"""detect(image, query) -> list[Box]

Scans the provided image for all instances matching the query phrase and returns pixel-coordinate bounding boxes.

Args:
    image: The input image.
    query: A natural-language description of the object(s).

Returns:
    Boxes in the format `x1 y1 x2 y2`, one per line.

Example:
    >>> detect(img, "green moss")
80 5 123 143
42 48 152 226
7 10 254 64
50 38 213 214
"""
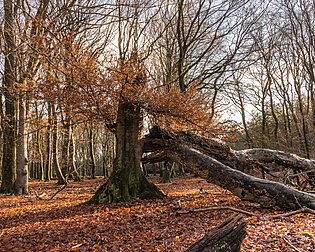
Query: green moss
0 183 15 194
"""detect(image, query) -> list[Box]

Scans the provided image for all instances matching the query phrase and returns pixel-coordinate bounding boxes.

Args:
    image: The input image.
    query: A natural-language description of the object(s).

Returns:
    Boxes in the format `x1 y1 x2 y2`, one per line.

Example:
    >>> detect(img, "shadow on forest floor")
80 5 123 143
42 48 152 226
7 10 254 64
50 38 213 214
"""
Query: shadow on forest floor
0 176 314 251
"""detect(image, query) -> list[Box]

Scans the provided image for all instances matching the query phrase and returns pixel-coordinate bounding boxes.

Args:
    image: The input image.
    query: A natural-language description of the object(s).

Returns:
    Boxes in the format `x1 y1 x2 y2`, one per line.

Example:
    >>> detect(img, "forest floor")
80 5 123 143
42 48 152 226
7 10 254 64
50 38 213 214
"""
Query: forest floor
0 176 314 252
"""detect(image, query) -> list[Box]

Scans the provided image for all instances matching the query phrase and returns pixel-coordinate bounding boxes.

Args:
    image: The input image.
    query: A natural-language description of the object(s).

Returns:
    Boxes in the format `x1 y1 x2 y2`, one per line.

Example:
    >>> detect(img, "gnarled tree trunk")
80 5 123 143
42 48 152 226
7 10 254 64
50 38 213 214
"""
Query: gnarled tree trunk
88 102 165 204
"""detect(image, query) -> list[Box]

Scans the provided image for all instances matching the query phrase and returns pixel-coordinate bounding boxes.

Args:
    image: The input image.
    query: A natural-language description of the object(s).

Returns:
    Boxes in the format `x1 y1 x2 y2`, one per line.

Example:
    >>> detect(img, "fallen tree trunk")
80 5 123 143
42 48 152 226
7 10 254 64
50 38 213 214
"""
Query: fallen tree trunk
144 127 315 177
143 128 315 210
186 214 246 252
235 148 315 173
156 144 315 209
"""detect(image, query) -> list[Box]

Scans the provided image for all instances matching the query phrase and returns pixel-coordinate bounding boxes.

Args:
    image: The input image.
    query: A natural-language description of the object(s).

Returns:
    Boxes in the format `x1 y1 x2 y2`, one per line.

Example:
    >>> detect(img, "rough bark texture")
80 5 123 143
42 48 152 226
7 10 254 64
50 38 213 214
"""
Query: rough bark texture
235 148 315 173
143 127 315 210
186 214 246 252
144 127 315 178
88 102 165 204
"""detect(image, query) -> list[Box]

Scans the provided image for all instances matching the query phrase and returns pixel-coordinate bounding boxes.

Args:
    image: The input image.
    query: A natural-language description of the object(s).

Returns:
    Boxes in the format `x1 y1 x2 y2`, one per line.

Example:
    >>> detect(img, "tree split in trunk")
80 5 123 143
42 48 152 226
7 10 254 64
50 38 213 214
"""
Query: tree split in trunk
87 102 165 204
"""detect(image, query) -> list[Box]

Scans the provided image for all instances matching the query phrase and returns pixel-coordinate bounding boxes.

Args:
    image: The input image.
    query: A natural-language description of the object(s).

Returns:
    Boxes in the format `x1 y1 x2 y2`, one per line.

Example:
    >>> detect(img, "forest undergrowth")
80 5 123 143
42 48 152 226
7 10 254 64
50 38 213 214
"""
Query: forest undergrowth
0 176 314 251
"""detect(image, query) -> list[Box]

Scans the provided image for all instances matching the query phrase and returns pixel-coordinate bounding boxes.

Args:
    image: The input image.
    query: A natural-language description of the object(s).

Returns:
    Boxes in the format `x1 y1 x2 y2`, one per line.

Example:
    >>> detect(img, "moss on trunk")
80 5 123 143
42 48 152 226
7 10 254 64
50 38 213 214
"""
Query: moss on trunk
88 101 165 204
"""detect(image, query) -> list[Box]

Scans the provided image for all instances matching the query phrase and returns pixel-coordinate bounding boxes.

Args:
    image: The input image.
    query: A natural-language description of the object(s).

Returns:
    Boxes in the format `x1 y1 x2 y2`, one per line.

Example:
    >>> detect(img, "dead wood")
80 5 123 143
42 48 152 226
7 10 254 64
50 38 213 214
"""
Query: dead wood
186 214 246 252
143 127 315 210
283 237 303 252
270 207 315 219
235 148 315 173
176 206 259 217
49 185 67 200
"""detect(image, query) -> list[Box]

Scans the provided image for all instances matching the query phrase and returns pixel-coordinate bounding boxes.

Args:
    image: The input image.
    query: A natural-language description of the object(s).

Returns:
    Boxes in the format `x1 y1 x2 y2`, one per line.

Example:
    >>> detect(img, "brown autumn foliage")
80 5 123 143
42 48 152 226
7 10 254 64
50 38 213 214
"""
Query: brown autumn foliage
0 176 314 251
35 49 234 137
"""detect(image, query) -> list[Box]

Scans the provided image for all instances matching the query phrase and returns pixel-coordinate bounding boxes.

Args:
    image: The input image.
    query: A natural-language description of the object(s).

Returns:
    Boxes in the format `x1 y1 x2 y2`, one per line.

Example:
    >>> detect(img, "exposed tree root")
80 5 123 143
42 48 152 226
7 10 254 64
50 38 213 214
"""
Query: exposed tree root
87 176 165 204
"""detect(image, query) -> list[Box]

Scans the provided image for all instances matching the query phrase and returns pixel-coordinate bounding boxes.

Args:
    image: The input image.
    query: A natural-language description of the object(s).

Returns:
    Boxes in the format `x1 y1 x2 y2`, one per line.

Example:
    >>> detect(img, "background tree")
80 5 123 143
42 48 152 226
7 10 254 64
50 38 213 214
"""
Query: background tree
1 0 17 193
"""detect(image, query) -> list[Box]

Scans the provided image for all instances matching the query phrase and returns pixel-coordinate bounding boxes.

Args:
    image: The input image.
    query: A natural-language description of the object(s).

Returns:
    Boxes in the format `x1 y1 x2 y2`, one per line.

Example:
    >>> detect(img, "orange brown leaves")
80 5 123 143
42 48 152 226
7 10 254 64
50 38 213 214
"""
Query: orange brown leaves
1 177 314 251
38 51 234 137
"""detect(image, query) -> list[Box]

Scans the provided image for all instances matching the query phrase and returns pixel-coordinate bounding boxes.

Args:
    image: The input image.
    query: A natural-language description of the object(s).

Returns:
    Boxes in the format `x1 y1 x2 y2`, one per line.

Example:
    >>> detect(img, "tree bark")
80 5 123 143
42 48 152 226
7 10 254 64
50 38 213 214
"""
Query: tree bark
88 102 165 204
1 0 17 194
69 125 81 181
143 128 315 210
186 214 246 252
44 102 53 181
51 102 67 185
89 124 96 179
61 116 71 180
234 148 315 173
15 96 28 194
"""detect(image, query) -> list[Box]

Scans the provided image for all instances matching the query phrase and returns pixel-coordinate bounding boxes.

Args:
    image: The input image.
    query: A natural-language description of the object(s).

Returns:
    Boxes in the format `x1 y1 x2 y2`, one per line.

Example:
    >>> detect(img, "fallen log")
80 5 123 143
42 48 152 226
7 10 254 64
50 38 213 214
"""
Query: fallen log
235 148 315 173
153 144 315 209
186 214 246 252
143 128 315 210
144 127 315 178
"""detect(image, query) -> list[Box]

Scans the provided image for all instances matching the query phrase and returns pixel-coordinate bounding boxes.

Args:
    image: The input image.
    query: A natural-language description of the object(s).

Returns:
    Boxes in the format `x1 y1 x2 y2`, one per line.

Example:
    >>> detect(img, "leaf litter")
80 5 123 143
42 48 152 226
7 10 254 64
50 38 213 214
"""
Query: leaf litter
0 176 314 251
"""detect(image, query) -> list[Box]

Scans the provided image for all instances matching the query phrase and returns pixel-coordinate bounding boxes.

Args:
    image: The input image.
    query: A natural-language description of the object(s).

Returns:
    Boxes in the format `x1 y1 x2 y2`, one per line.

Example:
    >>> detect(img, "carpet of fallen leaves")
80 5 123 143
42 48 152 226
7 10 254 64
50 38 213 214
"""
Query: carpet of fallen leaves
0 176 314 252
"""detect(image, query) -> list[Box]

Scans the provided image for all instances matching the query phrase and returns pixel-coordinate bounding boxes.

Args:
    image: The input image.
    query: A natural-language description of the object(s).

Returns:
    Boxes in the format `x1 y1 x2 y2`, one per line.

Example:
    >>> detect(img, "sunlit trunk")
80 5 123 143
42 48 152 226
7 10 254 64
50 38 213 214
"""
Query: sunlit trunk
15 96 29 194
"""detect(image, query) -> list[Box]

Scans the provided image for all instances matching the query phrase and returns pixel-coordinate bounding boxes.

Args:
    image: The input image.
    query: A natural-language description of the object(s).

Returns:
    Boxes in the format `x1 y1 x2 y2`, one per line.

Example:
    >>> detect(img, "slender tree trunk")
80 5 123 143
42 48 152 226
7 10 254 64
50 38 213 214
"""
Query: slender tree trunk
160 161 172 183
1 0 16 194
89 124 96 179
44 112 52 181
88 102 165 203
51 102 67 185
61 115 70 179
69 126 80 181
36 128 45 181
15 95 29 194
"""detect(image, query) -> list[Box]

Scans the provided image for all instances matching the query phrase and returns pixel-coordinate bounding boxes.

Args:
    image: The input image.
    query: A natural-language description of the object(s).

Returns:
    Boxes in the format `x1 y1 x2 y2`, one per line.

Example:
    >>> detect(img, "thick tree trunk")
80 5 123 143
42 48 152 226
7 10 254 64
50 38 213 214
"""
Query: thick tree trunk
186 214 246 252
88 102 165 204
1 99 16 194
1 0 16 194
143 128 315 210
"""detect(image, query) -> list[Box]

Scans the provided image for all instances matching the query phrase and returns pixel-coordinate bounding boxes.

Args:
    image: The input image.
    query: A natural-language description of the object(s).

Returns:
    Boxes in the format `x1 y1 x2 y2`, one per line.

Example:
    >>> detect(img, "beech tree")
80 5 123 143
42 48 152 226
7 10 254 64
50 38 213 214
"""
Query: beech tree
1 0 16 193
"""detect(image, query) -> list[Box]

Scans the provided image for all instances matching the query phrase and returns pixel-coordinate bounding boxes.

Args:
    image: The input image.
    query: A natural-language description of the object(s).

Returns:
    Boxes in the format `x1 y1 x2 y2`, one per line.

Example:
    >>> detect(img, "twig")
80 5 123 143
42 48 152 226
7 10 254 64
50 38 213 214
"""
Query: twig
176 206 259 217
270 207 315 219
70 243 84 249
176 205 315 219
283 237 303 252
49 185 67 200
